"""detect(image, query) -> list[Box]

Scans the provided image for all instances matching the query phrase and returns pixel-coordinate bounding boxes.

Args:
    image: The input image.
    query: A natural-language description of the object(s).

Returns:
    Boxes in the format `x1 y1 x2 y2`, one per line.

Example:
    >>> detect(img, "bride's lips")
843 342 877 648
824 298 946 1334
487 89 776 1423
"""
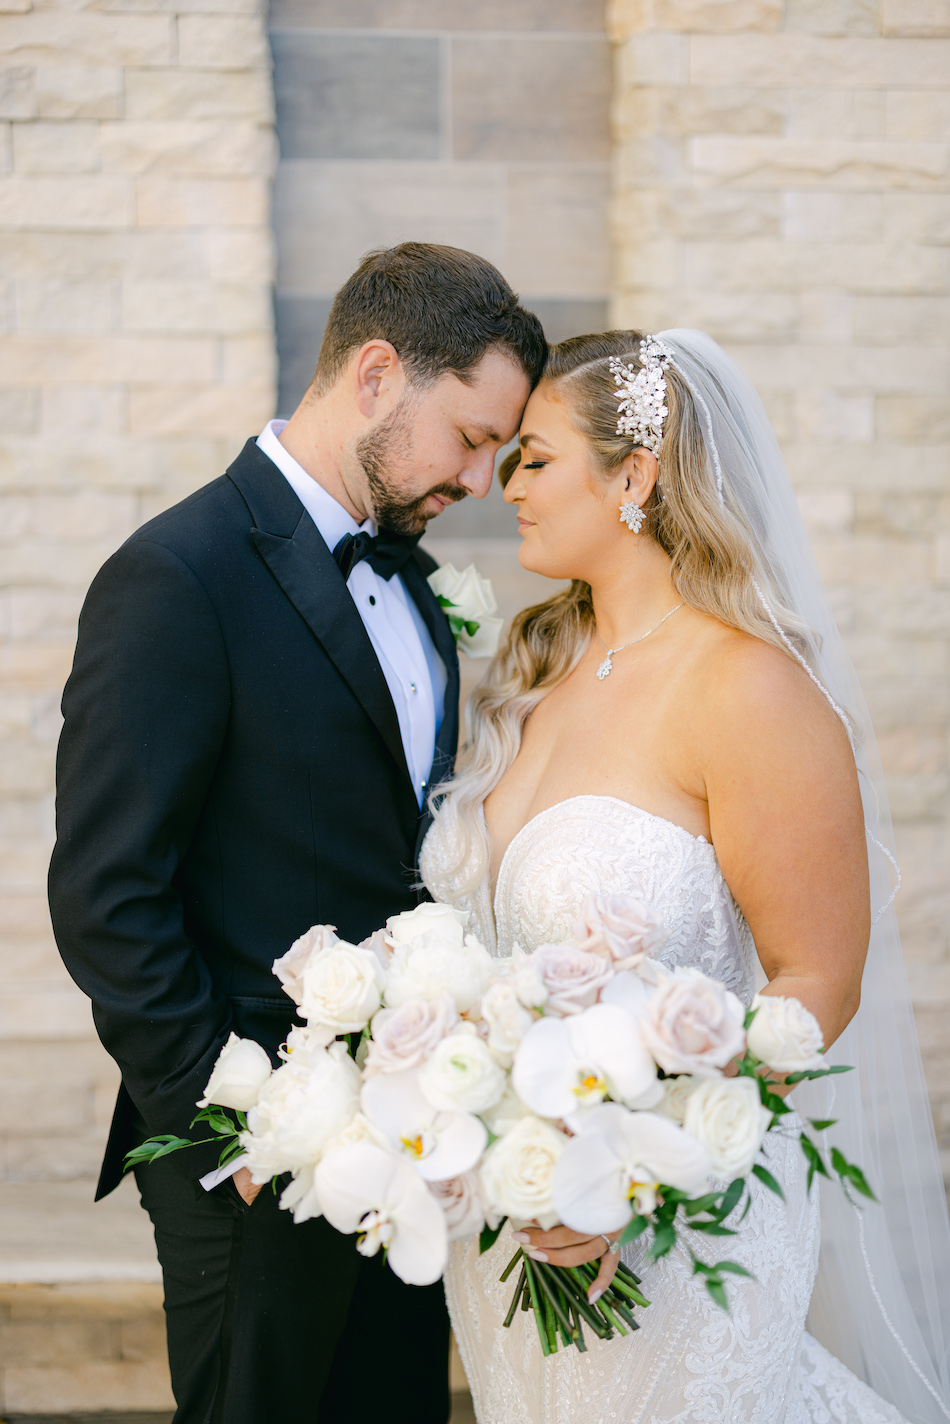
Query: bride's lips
516 516 535 534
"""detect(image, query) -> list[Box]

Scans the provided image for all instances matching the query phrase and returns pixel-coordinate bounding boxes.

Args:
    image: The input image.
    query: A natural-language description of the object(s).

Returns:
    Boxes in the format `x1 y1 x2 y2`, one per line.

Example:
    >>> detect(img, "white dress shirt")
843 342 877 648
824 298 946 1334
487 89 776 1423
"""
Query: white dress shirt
199 421 448 1194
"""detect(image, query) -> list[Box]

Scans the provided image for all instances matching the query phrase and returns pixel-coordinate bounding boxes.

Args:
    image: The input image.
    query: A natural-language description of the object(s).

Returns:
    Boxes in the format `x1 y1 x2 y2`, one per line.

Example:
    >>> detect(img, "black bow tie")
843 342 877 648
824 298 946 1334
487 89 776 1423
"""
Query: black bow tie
332 528 423 582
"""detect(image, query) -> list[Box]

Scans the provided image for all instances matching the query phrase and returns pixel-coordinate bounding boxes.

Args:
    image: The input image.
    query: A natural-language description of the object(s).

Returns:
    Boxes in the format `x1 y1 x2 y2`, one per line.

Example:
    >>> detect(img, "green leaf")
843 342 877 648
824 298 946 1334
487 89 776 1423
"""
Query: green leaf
682 1193 722 1217
808 1119 838 1132
479 1218 507 1254
619 1215 650 1245
649 1223 677 1260
689 1221 737 1237
752 1164 786 1201
705 1279 729 1312
715 1177 745 1222
800 1133 831 1191
463 620 480 638
831 1148 877 1202
436 594 457 608
743 1006 759 1031
716 1260 755 1279
783 1065 853 1085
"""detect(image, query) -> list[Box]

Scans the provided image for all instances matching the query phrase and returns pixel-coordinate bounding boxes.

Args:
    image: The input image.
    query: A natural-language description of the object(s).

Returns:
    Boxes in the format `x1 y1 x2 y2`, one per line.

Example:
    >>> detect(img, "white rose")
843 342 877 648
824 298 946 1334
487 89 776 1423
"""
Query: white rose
481 979 534 1064
300 941 384 1035
641 966 746 1076
683 1076 771 1180
746 993 824 1073
364 992 458 1075
420 1026 507 1114
530 943 615 1017
272 924 339 1006
386 901 469 948
479 1114 569 1230
428 562 503 659
241 1041 361 1181
655 1074 701 1124
384 931 493 1014
197 1032 272 1112
428 1170 494 1241
574 893 667 964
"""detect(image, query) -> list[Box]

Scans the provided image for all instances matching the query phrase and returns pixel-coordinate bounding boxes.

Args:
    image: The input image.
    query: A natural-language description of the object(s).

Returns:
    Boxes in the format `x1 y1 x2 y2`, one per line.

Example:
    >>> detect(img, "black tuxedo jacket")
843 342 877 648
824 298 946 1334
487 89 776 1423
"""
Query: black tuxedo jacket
48 440 460 1197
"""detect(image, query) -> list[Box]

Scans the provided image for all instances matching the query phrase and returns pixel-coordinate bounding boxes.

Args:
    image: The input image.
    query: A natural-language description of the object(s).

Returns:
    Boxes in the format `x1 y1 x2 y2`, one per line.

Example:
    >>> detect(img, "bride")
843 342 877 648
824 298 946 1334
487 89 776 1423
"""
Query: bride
420 331 950 1423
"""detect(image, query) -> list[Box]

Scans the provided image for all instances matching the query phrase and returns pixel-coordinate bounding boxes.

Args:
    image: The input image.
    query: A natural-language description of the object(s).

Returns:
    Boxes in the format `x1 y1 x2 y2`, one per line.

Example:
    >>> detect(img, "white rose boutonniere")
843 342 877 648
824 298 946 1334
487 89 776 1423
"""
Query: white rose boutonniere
428 562 503 659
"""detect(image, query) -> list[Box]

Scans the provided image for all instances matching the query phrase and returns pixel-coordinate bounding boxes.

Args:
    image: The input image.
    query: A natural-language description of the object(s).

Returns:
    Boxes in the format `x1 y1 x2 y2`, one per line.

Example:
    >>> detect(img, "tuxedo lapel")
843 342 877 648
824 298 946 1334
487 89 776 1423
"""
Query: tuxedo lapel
402 553 462 864
227 442 412 792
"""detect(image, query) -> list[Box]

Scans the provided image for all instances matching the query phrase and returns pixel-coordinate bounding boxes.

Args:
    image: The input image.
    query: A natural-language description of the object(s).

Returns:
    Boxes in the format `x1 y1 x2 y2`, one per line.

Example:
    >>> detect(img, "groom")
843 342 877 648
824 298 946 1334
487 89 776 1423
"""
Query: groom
49 242 545 1423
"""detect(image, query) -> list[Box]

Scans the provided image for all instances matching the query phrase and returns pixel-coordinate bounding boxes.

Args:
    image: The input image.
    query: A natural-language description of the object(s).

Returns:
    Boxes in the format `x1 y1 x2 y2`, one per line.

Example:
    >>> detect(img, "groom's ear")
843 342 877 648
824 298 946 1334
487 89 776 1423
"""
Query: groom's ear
352 339 407 417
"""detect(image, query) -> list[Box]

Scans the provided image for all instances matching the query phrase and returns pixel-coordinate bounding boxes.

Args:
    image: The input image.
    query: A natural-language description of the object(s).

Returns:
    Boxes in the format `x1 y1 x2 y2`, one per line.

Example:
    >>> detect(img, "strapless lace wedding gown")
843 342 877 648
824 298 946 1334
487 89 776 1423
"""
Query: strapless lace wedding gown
420 795 907 1424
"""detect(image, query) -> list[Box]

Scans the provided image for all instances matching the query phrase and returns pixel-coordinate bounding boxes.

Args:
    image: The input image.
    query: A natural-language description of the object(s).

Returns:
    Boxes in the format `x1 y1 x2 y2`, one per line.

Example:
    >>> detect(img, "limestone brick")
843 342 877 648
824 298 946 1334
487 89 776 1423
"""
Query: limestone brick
122 279 271 335
135 174 270 226
129 379 274 437
0 14 172 68
101 119 276 177
784 0 880 34
12 121 101 175
0 176 134 229
125 66 274 122
3 1360 175 1414
608 0 782 40
176 15 270 70
882 0 950 37
35 65 123 121
689 36 950 89
0 65 34 119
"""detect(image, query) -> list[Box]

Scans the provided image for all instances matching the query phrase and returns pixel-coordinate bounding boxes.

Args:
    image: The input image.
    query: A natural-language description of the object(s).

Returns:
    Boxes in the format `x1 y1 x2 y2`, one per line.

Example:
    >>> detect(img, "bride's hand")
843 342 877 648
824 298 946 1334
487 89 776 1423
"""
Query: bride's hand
512 1224 622 1303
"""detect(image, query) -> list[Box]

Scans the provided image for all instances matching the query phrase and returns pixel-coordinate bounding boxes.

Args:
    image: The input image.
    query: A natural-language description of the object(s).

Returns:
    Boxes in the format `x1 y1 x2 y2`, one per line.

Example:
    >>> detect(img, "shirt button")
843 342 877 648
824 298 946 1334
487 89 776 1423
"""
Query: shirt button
410 683 417 693
368 595 376 606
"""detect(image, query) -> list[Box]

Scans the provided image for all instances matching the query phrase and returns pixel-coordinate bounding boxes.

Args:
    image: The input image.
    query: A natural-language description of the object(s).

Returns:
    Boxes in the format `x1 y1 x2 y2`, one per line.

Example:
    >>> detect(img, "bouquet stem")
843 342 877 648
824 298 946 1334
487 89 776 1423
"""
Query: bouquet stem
500 1249 649 1356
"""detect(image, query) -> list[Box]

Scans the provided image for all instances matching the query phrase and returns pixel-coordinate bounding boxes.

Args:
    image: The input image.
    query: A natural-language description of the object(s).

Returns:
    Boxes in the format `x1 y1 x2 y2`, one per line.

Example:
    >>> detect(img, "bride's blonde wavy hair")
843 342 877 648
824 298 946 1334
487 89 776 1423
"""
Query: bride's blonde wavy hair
429 330 809 891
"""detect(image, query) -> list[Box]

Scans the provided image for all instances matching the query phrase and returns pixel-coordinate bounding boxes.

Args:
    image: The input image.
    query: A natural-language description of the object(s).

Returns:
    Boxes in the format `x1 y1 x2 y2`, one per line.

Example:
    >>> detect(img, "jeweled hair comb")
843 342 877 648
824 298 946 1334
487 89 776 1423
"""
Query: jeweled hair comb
609 337 674 455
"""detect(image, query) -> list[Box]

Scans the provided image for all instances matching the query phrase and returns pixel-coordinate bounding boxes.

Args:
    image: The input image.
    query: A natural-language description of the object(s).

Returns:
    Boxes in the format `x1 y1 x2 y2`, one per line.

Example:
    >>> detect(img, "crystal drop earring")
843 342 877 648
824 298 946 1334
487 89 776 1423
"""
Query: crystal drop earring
619 501 645 533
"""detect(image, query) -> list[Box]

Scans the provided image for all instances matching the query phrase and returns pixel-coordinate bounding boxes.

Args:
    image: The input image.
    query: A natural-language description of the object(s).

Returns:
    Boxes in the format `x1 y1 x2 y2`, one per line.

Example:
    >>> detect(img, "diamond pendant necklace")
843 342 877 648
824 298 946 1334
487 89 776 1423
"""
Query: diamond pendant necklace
594 604 684 680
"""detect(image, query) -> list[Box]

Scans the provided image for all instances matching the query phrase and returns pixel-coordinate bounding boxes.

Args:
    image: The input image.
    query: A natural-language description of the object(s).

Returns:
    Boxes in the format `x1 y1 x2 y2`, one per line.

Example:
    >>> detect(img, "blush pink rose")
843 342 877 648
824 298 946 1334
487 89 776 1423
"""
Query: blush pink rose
363 992 458 1075
273 925 339 1006
530 943 615 1016
428 1170 495 1241
640 966 746 1077
574 893 666 964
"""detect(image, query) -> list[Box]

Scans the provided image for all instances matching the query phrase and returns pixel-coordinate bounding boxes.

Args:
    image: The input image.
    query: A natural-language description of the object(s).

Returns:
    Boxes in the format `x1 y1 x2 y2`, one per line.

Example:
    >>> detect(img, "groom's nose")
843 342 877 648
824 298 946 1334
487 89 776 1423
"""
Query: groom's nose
457 448 496 500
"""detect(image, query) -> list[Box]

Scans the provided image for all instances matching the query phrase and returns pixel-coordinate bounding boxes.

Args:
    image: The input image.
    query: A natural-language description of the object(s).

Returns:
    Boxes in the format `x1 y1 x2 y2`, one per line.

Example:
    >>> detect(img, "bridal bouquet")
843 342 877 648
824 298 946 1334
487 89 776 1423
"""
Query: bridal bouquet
130 896 872 1358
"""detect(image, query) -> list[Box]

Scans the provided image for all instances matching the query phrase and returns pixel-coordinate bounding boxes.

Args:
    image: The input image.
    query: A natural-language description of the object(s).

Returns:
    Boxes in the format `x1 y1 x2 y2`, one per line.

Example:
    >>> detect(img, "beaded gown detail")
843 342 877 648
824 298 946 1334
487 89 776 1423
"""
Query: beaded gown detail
420 795 908 1424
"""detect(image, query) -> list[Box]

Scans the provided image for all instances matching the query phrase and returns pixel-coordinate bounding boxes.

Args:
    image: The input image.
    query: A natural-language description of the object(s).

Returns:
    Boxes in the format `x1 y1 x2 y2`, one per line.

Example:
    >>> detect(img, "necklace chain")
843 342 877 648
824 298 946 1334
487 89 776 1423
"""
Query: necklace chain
593 604 684 680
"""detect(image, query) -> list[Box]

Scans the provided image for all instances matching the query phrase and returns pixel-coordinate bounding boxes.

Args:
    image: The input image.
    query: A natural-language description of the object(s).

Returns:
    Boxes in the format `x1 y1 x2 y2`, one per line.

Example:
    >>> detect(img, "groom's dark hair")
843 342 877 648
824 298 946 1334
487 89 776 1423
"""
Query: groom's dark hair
312 242 547 394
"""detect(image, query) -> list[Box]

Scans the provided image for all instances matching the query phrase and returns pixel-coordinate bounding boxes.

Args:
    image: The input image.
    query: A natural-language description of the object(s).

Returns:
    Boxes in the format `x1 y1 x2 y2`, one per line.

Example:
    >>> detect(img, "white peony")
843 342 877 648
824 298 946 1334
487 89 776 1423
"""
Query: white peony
513 1003 662 1124
428 562 503 659
479 1114 570 1230
364 992 458 1075
655 1074 701 1124
272 924 339 1006
429 1170 493 1241
241 1040 360 1183
479 978 534 1064
420 1025 507 1114
197 1032 272 1112
746 993 825 1073
385 901 469 948
553 1102 712 1232
361 1068 487 1182
384 930 493 1014
300 940 384 1037
683 1076 771 1179
640 966 746 1077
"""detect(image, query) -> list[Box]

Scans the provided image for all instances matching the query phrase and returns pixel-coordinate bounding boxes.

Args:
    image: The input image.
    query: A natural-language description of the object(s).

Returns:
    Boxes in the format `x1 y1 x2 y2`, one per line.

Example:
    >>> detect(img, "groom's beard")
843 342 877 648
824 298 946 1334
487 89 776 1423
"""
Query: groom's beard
357 399 467 535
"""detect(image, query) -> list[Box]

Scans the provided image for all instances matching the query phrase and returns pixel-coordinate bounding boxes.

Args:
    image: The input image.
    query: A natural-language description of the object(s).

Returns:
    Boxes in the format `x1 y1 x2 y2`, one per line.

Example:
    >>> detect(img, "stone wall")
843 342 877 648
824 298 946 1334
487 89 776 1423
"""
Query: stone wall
609 0 950 1177
0 0 276 1179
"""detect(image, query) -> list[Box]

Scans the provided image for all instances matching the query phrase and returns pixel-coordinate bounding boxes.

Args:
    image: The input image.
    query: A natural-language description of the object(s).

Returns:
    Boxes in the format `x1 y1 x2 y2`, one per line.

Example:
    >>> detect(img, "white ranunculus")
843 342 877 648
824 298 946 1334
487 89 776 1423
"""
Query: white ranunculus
479 1114 570 1230
655 1074 701 1124
683 1076 771 1180
746 993 825 1073
385 901 469 948
364 992 458 1075
428 1170 493 1241
316 1143 449 1285
479 979 535 1064
641 966 746 1077
384 930 493 1014
272 924 339 1006
553 1102 712 1233
481 1083 532 1138
300 940 384 1035
428 562 503 659
197 1032 272 1112
241 1041 360 1182
512 1003 662 1125
420 1025 507 1114
361 1067 487 1182
574 893 667 964
530 943 615 1016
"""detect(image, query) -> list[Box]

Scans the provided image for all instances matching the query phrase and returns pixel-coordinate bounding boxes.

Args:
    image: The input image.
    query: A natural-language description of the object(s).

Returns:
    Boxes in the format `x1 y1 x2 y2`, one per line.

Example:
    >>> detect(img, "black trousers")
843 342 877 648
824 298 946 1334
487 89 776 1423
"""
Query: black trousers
135 1156 451 1424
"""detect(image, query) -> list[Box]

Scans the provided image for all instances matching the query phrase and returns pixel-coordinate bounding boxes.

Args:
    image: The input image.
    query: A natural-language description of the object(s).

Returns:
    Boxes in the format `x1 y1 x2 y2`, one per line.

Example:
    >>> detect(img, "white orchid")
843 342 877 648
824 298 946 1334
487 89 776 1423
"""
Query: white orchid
361 1068 487 1182
512 1003 662 1125
553 1102 712 1232
315 1143 448 1285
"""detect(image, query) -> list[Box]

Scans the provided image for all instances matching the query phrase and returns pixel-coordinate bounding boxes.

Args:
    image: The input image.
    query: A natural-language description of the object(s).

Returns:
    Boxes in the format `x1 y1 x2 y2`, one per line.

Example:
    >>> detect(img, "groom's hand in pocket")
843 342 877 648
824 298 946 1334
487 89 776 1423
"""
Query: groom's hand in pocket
233 1166 263 1206
513 1223 621 1303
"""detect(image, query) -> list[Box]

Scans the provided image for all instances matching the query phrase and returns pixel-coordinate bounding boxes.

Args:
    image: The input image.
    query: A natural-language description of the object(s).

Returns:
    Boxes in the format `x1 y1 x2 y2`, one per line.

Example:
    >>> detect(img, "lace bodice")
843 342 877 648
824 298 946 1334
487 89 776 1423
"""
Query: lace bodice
421 793 758 1003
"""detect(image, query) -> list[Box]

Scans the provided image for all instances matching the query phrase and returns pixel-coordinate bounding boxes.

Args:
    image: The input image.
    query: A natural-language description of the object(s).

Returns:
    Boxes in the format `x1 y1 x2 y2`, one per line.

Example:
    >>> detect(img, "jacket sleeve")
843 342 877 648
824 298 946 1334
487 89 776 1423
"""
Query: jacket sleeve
49 535 234 1179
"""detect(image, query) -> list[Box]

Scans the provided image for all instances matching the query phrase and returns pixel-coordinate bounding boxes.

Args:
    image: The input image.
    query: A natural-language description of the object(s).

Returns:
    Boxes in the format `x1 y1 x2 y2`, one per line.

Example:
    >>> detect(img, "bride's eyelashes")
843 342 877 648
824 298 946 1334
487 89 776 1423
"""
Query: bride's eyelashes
523 461 546 470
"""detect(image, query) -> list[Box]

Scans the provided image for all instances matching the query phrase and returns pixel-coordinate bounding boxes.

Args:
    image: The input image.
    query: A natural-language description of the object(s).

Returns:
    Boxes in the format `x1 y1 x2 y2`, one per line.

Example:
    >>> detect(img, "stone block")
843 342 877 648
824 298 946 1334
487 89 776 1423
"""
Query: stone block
521 299 610 346
505 166 609 299
135 175 269 227
936 536 950 586
0 384 37 432
608 0 782 35
690 135 950 191
784 0 881 34
270 0 606 27
274 159 505 295
0 0 30 11
4 1358 176 1413
125 66 274 124
129 381 274 438
7 587 83 641
205 226 275 283
617 31 689 84
0 14 172 68
688 239 950 295
0 984 93 1043
782 190 884 243
886 89 950 142
177 15 270 70
617 83 786 139
0 65 33 119
0 176 134 230
0 334 216 384
620 186 782 240
12 120 101 175
876 395 950 443
451 36 610 163
101 120 276 178
121 279 271 335
787 88 885 141
854 294 950 344
271 32 440 162
883 0 950 36
0 229 208 283
0 1078 92 1137
41 384 126 437
0 1315 117 1366
220 333 276 384
36 64 122 121
796 488 854 533
794 390 874 443
690 35 950 88
15 279 118 332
